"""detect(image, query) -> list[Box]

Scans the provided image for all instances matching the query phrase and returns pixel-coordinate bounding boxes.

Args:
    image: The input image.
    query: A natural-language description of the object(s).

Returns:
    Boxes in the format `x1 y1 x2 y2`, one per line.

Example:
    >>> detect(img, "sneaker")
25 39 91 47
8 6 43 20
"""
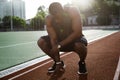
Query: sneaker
78 61 88 74
48 61 65 73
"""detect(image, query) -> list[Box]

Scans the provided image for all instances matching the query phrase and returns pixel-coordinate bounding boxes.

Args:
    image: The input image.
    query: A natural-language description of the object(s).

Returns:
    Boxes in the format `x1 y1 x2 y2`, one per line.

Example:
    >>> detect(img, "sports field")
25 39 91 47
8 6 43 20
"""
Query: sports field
0 31 47 71
0 30 118 71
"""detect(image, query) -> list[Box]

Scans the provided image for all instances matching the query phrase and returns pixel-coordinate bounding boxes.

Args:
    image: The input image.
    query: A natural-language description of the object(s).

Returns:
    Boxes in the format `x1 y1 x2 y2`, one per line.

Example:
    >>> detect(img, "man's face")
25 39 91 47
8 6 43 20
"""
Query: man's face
50 8 63 19
54 13 61 18
52 11 62 19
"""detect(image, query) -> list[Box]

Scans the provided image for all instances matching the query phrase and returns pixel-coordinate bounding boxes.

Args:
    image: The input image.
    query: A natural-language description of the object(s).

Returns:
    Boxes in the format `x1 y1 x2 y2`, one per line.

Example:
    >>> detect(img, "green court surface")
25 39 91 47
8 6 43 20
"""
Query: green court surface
0 30 118 71
0 31 47 71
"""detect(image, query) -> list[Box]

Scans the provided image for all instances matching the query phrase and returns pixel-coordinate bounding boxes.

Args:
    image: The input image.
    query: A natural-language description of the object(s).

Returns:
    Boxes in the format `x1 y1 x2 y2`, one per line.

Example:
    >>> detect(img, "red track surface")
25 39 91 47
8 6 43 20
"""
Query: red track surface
1 32 120 80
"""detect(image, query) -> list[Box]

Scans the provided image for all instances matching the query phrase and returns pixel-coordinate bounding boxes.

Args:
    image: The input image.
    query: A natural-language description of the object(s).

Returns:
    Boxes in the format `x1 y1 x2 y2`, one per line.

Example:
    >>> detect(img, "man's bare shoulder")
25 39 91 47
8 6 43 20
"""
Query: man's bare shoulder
64 6 80 17
45 15 53 27
46 15 53 21
45 15 53 25
64 6 79 13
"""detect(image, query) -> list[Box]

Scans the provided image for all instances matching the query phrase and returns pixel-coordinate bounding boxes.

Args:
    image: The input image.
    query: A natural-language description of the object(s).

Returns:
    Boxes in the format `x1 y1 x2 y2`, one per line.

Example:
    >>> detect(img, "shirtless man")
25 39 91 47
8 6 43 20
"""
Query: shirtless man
38 2 88 74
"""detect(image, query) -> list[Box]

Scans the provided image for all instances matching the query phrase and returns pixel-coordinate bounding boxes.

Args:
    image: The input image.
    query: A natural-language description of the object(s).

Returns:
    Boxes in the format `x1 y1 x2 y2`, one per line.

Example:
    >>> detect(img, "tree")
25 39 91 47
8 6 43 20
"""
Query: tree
37 5 46 18
2 16 26 30
93 0 120 16
96 15 112 25
12 16 26 28
30 5 46 30
93 0 119 25
0 17 2 27
0 18 1 22
2 16 11 28
0 17 2 30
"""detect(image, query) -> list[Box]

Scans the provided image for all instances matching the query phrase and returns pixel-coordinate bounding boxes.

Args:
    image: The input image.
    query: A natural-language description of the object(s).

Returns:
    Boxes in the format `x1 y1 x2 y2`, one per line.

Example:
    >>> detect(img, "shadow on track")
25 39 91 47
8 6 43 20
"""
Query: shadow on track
78 74 88 80
47 70 65 80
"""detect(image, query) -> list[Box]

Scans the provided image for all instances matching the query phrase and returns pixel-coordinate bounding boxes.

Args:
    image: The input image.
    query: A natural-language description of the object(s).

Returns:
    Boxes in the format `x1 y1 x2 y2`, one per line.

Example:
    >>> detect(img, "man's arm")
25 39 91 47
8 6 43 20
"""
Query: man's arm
46 15 58 47
60 7 82 47
46 15 60 62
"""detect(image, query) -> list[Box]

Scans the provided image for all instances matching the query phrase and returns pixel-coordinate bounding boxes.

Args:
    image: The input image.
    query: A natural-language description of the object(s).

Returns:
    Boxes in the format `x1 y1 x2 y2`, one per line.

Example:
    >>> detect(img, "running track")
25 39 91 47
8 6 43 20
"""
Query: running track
1 31 120 80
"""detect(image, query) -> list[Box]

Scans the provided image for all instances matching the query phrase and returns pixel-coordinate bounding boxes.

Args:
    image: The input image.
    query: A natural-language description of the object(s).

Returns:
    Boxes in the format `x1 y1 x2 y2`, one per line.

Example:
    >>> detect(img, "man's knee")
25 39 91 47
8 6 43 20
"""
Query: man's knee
75 42 85 48
37 38 45 47
74 42 87 59
74 42 87 51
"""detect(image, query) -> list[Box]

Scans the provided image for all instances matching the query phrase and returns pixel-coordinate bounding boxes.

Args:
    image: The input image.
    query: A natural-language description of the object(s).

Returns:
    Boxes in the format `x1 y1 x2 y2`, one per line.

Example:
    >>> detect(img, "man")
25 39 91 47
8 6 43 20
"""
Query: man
37 2 88 74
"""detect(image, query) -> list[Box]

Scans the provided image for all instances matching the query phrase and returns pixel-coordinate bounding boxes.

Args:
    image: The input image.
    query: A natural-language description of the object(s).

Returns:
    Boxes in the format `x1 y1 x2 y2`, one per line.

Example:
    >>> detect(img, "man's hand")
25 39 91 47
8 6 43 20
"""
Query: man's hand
50 44 60 62
50 45 59 54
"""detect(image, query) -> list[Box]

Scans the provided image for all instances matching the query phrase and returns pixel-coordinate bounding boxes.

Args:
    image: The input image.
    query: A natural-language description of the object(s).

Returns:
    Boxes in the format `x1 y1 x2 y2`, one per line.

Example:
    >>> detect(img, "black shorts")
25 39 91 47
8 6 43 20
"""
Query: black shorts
41 35 88 52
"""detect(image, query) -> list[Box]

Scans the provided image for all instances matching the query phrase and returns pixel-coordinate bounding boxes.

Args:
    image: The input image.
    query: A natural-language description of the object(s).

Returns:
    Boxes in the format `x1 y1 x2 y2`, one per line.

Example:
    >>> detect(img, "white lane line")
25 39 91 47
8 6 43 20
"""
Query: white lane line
88 31 118 43
0 41 36 49
8 52 72 80
113 56 120 80
0 54 48 78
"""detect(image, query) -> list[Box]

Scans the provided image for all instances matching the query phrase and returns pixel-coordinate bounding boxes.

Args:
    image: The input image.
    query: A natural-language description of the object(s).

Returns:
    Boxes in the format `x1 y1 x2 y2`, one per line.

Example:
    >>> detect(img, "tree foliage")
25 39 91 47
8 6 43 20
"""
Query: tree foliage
96 15 112 25
93 0 119 25
2 16 26 29
0 18 1 22
0 17 2 29
2 16 11 27
93 0 120 15
13 16 26 28
30 5 46 30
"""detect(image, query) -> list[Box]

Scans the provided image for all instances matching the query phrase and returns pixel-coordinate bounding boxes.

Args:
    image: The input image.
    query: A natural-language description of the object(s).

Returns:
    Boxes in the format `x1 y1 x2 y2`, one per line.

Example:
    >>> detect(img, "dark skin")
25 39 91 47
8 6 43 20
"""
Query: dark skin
38 6 87 73
46 7 82 62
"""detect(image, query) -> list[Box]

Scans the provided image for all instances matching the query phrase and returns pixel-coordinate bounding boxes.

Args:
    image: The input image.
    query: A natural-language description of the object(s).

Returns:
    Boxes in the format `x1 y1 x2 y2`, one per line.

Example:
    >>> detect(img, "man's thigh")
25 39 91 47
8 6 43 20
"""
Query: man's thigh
60 36 88 52
60 43 74 52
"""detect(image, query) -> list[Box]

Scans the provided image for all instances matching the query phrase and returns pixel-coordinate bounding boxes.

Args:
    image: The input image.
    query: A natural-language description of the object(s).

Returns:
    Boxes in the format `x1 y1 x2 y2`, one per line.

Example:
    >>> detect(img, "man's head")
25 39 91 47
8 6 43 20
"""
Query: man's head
49 2 64 17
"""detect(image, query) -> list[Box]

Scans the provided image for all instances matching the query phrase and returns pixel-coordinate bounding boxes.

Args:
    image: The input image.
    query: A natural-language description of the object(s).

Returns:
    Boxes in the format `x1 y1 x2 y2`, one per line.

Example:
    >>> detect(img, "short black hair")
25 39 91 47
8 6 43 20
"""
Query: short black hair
49 2 63 15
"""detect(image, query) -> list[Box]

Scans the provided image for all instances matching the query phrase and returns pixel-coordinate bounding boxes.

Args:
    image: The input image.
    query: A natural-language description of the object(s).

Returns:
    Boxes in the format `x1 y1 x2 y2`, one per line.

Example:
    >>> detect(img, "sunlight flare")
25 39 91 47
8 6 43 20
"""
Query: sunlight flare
72 0 94 9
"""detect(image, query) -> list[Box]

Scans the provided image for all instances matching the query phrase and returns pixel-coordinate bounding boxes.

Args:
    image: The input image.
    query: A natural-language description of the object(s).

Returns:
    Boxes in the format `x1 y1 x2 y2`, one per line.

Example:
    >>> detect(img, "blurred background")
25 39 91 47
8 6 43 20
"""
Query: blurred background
0 0 120 31
0 0 120 74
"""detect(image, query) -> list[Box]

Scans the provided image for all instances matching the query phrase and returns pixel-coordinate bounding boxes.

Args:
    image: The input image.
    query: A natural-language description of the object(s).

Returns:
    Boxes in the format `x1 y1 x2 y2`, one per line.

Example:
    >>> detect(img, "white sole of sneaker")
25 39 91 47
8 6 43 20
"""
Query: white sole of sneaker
77 71 88 75
48 70 55 73
48 65 66 73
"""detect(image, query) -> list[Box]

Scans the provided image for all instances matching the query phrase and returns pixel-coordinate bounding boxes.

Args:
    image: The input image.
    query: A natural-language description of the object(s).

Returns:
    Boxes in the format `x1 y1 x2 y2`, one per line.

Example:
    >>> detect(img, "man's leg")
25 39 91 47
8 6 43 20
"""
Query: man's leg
74 42 87 62
37 38 55 60
37 37 65 73
74 42 88 74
